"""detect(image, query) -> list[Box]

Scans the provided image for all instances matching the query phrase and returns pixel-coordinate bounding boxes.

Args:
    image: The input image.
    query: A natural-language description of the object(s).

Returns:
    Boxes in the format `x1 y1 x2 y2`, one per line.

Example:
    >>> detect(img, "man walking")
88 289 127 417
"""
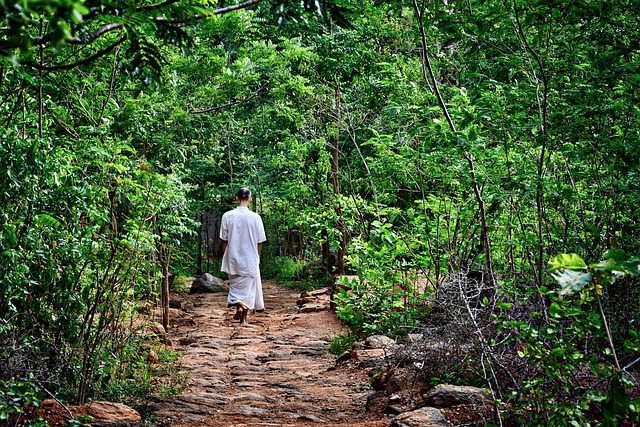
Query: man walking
220 187 266 326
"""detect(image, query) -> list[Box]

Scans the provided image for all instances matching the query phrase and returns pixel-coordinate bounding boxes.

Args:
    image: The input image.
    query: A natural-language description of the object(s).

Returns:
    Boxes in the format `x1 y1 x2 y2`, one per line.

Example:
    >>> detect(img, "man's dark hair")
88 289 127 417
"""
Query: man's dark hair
236 187 252 201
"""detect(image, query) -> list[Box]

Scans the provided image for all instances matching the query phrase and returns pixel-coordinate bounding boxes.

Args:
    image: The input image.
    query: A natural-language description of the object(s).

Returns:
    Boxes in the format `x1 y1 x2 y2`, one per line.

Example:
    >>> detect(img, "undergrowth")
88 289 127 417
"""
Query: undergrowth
328 333 362 356
99 341 186 416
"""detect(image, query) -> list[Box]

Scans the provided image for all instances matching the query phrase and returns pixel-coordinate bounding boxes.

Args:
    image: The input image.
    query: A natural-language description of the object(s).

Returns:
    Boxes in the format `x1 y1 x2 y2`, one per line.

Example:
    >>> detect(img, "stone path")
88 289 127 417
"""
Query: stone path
150 280 391 427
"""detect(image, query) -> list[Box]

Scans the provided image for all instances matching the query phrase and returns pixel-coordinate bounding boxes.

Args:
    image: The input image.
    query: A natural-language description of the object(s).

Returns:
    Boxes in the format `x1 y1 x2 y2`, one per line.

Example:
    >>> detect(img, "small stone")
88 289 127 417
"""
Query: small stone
366 391 390 413
297 413 325 422
235 405 270 417
179 337 198 346
364 335 396 349
351 348 387 360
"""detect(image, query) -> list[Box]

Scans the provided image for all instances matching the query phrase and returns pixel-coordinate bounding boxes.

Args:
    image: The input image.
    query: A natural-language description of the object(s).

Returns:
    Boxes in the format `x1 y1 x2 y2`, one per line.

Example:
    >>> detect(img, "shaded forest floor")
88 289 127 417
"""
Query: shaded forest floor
148 280 391 427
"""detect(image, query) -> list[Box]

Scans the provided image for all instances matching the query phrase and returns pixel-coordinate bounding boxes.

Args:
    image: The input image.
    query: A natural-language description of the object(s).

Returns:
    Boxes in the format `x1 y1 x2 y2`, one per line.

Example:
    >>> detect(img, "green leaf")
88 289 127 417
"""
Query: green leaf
548 253 587 272
621 258 640 276
603 249 626 263
601 374 631 426
589 258 617 270
34 214 61 229
497 301 512 310
549 302 563 318
551 269 592 296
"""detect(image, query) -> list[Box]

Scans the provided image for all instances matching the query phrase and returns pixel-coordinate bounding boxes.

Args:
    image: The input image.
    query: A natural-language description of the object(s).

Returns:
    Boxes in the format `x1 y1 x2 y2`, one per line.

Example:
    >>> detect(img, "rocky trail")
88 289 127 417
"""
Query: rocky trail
149 280 391 427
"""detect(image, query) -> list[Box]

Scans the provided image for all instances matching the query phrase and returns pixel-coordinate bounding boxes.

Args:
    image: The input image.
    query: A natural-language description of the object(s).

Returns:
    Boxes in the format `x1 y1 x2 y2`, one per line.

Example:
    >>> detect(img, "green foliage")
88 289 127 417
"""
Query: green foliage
170 276 194 294
99 341 186 411
334 220 434 337
267 256 306 285
0 130 196 403
549 251 640 295
2 0 640 420
0 374 46 426
498 252 640 425
328 333 360 356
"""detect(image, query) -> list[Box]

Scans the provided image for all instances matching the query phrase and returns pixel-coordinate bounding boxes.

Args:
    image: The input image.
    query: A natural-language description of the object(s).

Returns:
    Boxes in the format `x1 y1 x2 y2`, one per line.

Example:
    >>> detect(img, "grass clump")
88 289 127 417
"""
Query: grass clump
328 333 361 356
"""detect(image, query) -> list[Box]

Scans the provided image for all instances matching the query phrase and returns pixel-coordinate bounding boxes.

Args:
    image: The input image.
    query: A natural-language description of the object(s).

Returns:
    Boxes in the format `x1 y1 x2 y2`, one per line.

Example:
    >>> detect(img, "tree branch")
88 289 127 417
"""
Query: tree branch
189 84 266 114
411 0 456 133
23 37 125 71
6 0 264 50
155 0 264 24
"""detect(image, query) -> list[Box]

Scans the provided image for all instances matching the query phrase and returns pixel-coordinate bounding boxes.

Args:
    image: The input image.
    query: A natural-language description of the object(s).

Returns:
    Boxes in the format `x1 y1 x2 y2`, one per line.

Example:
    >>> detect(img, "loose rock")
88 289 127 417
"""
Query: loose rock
190 273 229 294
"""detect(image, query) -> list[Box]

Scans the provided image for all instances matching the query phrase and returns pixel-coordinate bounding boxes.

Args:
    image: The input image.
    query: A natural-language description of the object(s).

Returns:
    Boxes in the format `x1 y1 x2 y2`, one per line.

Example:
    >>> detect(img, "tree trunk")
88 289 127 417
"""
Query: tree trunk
160 254 170 332
156 229 171 332
333 85 345 277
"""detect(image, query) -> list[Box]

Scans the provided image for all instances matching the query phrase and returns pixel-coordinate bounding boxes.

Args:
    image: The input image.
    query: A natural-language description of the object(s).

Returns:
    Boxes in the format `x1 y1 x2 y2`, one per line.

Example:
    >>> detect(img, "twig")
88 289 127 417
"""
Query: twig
39 384 74 419
24 37 125 71
189 84 266 114
3 0 264 50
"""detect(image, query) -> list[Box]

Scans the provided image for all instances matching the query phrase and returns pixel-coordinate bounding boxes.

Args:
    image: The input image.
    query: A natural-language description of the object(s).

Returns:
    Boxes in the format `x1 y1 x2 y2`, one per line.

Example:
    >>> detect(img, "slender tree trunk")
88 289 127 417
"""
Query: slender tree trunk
154 220 170 332
513 0 549 287
464 153 495 287
197 182 205 275
333 84 345 277
38 21 44 138
227 133 234 194
412 0 494 279
98 46 120 124
157 242 170 332
197 211 203 275
412 0 455 133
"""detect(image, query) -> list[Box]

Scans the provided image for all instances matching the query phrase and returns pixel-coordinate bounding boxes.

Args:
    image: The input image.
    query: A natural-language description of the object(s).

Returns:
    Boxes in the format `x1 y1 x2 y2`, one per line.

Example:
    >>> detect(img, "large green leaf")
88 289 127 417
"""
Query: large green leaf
622 258 640 276
548 253 587 272
551 269 592 296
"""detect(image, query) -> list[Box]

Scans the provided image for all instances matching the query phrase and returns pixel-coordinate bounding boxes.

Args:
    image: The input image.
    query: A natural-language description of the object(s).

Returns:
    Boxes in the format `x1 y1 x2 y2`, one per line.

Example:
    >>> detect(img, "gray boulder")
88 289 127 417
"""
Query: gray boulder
391 407 447 427
190 273 229 294
421 384 491 408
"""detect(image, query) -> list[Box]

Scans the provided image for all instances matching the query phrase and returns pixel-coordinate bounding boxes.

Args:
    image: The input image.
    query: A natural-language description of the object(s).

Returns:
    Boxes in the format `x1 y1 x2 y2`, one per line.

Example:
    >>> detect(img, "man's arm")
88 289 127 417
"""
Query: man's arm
222 240 228 253
257 242 262 256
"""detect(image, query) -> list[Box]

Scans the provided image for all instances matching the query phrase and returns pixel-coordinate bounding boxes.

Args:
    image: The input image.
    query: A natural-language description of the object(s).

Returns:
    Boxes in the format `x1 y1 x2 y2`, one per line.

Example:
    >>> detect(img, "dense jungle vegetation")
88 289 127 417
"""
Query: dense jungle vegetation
1 0 639 425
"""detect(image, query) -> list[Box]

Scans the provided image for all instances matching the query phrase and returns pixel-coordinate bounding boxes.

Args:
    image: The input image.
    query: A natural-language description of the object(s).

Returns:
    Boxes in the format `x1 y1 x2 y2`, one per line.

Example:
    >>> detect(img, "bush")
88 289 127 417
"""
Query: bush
0 374 46 426
495 251 640 426
99 341 186 411
263 256 312 287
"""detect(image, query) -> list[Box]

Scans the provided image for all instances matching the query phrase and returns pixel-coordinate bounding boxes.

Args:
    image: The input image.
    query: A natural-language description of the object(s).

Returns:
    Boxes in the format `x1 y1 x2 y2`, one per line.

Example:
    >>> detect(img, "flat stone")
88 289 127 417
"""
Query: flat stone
421 384 491 407
233 392 271 402
352 348 388 360
234 405 270 417
297 413 325 422
391 407 447 427
275 382 298 389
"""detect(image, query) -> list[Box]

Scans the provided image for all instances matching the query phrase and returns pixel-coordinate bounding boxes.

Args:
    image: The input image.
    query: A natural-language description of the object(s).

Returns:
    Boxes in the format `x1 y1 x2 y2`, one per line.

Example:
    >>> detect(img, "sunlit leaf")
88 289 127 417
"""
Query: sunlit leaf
548 253 587 272
551 269 592 296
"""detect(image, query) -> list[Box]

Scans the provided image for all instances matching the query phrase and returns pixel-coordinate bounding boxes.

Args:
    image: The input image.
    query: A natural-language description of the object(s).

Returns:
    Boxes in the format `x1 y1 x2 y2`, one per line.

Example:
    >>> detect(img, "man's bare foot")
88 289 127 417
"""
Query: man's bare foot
238 322 256 328
232 302 249 321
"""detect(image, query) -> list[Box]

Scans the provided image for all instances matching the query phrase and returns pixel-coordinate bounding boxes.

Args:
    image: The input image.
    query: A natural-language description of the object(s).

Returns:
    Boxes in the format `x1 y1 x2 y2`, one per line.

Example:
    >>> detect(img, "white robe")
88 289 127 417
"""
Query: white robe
220 206 266 311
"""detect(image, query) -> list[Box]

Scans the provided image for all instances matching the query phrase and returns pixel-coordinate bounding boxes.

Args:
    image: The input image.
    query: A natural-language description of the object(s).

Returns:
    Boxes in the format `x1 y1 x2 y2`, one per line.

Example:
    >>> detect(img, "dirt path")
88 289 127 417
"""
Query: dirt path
149 280 391 427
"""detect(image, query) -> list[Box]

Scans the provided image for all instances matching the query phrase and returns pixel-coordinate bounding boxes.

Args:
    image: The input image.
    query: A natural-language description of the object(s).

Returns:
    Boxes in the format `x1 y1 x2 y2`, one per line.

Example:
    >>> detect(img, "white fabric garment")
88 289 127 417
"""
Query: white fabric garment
227 273 265 312
220 206 266 310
